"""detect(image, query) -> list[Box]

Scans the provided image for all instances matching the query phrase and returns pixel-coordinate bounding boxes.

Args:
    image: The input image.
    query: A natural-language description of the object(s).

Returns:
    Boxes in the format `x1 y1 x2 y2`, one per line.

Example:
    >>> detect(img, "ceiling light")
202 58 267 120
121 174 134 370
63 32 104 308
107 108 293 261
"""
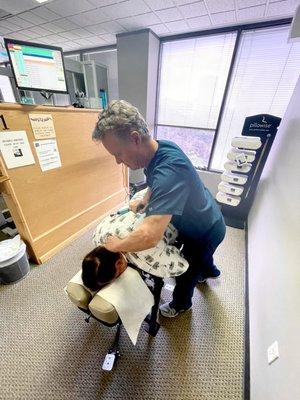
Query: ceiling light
35 0 49 3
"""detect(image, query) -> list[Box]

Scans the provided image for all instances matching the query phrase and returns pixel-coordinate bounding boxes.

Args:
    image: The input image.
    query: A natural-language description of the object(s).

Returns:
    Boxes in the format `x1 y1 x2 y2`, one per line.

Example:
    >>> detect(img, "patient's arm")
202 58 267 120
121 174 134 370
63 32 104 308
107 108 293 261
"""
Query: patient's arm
142 188 151 204
104 214 172 253
129 188 151 213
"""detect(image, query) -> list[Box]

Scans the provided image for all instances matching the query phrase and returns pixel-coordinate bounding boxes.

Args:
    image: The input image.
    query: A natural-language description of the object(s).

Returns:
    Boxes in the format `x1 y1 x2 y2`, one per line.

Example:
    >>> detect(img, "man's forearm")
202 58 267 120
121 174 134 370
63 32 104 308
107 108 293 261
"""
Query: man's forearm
109 224 157 253
104 213 171 254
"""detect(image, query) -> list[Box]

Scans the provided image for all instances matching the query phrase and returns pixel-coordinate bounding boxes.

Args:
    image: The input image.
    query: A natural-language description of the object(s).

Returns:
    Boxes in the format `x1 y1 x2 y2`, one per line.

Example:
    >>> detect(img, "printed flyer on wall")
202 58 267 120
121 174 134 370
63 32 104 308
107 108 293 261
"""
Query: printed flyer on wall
34 139 62 172
0 130 35 169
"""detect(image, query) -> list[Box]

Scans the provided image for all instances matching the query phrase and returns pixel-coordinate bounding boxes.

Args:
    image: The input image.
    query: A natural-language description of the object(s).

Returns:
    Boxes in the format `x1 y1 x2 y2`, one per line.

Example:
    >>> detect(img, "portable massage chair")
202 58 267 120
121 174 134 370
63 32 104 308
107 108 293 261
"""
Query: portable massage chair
65 191 181 371
65 251 164 371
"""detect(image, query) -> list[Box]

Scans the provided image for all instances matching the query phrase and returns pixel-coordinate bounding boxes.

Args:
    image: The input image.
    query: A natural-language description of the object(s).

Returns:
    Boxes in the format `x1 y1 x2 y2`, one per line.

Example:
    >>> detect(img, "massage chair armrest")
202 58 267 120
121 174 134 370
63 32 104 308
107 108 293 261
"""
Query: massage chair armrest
65 281 93 310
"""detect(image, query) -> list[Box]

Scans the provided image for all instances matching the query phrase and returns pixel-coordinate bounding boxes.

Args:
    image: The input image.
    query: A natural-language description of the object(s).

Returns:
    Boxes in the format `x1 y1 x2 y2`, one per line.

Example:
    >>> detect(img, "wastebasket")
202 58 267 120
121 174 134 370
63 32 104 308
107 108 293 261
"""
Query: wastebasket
0 236 30 284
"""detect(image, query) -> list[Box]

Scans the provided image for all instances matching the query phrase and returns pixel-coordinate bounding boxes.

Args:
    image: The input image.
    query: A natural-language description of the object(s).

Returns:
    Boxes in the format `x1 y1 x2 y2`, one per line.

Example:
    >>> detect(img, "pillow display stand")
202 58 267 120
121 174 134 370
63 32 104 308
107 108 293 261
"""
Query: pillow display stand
216 114 281 229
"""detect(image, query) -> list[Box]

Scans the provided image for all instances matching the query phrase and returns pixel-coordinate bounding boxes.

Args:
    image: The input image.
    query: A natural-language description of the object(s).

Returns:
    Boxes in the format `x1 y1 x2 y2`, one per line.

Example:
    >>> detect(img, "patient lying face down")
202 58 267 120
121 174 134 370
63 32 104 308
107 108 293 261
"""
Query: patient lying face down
82 246 127 291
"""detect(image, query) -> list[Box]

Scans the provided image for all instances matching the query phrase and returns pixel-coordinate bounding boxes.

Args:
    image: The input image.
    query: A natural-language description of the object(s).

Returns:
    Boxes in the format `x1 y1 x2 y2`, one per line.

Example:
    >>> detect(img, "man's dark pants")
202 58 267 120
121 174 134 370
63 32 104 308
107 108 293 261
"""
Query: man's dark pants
171 218 226 310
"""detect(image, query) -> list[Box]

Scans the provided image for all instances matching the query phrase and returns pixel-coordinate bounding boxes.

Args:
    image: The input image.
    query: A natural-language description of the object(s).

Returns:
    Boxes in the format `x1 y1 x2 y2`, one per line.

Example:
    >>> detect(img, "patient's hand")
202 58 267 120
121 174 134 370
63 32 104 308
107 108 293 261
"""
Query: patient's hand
129 198 146 213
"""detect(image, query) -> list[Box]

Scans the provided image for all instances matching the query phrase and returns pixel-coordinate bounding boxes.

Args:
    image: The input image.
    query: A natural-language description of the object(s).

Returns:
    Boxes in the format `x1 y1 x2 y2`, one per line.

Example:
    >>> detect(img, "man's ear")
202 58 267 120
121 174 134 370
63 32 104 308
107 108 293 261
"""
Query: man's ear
130 131 141 146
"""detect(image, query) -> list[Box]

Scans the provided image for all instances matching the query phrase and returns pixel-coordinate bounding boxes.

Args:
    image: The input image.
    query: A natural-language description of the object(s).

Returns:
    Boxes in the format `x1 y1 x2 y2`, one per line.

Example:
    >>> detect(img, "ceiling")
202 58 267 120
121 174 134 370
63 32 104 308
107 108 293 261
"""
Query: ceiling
0 0 299 53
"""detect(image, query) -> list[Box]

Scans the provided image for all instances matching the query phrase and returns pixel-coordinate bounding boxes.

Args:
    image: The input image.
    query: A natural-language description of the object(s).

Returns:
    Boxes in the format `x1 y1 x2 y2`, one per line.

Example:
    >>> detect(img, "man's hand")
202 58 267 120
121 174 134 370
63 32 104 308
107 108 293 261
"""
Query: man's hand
103 235 123 252
129 198 146 213
102 214 172 253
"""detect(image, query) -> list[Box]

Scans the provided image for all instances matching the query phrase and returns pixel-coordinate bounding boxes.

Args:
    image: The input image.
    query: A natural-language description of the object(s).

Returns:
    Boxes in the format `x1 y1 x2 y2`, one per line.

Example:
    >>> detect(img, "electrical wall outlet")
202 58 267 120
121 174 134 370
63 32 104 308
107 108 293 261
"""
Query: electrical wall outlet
267 341 279 365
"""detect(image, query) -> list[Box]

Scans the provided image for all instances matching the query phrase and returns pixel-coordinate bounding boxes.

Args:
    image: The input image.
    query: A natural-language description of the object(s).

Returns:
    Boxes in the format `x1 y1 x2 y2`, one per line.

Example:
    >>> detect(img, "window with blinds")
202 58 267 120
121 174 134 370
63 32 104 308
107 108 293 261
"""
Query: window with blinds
211 25 300 171
156 32 237 168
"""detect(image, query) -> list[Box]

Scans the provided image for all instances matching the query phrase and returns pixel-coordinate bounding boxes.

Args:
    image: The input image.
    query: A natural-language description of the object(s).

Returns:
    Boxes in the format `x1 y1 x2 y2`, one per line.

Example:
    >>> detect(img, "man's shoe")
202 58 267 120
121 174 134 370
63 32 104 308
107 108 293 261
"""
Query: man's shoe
198 267 221 283
159 302 192 318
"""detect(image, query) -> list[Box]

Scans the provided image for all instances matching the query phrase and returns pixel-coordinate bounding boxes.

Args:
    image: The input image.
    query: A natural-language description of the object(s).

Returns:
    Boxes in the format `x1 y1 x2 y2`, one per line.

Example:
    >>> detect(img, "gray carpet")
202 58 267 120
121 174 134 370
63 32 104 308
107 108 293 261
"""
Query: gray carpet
0 226 245 400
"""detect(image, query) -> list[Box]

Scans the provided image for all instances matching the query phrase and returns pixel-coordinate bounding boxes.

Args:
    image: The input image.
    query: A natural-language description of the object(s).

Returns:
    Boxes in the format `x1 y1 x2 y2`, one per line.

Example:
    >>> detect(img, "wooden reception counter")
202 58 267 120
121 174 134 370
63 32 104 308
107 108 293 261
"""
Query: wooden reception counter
0 103 127 264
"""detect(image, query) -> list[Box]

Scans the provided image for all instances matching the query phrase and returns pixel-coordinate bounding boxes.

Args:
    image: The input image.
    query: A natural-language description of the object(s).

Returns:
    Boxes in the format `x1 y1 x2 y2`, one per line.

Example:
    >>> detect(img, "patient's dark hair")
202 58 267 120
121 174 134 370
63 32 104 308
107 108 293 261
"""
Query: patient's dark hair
81 246 120 291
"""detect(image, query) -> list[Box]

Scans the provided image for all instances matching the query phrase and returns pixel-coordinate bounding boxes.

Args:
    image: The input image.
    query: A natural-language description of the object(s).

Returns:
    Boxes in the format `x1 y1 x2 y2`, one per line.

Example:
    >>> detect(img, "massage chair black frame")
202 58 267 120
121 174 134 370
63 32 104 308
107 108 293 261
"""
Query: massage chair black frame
77 268 164 369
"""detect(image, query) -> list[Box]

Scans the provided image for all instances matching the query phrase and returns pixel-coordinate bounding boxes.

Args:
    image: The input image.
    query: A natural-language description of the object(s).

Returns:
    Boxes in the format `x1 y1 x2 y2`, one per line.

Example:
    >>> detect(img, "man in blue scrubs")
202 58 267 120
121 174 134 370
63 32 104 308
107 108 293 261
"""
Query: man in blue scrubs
93 100 226 318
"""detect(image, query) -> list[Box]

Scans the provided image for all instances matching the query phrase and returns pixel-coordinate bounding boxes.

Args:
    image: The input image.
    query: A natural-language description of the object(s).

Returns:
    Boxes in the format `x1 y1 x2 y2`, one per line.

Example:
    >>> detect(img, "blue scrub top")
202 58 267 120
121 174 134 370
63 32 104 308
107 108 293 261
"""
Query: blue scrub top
144 140 223 242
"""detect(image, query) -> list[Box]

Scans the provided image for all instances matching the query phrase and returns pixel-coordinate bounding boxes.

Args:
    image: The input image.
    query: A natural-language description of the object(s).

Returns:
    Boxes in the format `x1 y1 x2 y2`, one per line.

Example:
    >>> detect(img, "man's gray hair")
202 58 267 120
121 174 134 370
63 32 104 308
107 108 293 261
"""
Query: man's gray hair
92 100 150 142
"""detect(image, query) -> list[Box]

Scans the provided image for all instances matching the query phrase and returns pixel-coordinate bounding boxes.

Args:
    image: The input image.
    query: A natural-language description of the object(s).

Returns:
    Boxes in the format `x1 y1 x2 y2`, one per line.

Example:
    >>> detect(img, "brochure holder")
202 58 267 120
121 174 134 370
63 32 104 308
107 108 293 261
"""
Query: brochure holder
216 114 281 229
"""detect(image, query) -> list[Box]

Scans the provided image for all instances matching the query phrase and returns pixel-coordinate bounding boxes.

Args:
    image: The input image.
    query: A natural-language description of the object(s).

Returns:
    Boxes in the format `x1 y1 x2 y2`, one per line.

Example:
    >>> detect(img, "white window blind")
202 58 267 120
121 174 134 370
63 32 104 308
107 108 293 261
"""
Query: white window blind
157 32 237 129
211 25 300 171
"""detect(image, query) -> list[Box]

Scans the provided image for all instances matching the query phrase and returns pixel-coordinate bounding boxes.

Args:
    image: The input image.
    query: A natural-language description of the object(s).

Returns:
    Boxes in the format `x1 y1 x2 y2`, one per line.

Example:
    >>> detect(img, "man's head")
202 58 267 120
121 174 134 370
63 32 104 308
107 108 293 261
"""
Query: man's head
81 246 127 291
92 100 151 169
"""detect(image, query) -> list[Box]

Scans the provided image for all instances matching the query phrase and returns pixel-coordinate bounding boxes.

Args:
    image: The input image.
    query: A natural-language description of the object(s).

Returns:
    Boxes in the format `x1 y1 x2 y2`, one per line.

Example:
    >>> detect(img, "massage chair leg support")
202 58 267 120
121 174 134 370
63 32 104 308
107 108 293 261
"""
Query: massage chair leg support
82 308 121 371
102 322 121 371
77 275 164 370
144 276 164 337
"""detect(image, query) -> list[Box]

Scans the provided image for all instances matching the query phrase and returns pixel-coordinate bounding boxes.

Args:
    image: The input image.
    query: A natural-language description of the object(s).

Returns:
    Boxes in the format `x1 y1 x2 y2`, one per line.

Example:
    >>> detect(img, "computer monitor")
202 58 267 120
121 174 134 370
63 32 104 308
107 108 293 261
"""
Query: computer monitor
4 39 68 94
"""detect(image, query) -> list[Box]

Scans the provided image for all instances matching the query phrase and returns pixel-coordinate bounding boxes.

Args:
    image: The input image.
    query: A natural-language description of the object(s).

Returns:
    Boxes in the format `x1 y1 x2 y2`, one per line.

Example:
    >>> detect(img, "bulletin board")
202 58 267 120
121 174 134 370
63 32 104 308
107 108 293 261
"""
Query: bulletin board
0 103 128 264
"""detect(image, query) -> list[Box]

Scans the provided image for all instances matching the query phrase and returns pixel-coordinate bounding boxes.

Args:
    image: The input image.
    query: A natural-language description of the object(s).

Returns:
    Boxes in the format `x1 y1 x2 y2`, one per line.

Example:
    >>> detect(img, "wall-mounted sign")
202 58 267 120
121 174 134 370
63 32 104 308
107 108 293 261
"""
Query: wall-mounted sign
34 139 61 172
0 130 35 169
29 113 56 139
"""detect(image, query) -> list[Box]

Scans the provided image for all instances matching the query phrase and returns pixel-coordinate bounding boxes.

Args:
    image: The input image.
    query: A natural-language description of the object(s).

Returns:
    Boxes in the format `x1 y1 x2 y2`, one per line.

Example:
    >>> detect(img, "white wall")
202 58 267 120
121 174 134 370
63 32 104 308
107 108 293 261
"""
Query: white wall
198 170 220 197
248 76 300 400
117 29 159 185
146 32 160 135
117 31 149 118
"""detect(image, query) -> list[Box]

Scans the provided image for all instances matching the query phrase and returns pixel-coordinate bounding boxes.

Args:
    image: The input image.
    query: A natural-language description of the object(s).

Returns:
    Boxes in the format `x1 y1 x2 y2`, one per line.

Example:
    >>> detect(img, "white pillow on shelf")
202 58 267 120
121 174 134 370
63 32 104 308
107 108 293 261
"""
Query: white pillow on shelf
231 136 262 150
221 171 248 186
216 191 241 207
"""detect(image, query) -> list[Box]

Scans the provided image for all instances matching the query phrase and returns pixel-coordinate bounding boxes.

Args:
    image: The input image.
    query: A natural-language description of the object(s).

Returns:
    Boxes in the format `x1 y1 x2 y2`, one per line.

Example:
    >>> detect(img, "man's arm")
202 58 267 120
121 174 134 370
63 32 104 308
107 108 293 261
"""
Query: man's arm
104 213 172 253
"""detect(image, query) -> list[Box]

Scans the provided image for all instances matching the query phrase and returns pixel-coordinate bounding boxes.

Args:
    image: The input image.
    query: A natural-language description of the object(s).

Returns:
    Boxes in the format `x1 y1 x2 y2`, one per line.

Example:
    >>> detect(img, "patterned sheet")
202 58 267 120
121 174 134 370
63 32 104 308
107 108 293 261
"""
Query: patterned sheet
93 211 189 278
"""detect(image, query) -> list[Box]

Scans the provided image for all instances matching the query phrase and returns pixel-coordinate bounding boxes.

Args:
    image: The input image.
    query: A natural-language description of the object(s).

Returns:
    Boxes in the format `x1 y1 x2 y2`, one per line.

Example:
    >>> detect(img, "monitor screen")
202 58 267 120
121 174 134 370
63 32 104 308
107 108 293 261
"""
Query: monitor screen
4 39 68 93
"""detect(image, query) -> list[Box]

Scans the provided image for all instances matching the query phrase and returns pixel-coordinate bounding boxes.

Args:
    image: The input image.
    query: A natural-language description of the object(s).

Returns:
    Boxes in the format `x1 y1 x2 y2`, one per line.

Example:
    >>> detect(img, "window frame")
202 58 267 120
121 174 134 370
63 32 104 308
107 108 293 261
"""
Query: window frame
154 18 292 173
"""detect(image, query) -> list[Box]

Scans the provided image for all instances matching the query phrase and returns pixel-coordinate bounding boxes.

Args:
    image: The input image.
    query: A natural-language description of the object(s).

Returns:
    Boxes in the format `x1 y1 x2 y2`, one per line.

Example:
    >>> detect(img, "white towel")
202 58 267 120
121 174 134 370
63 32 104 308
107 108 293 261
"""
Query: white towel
65 270 96 296
95 267 154 345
